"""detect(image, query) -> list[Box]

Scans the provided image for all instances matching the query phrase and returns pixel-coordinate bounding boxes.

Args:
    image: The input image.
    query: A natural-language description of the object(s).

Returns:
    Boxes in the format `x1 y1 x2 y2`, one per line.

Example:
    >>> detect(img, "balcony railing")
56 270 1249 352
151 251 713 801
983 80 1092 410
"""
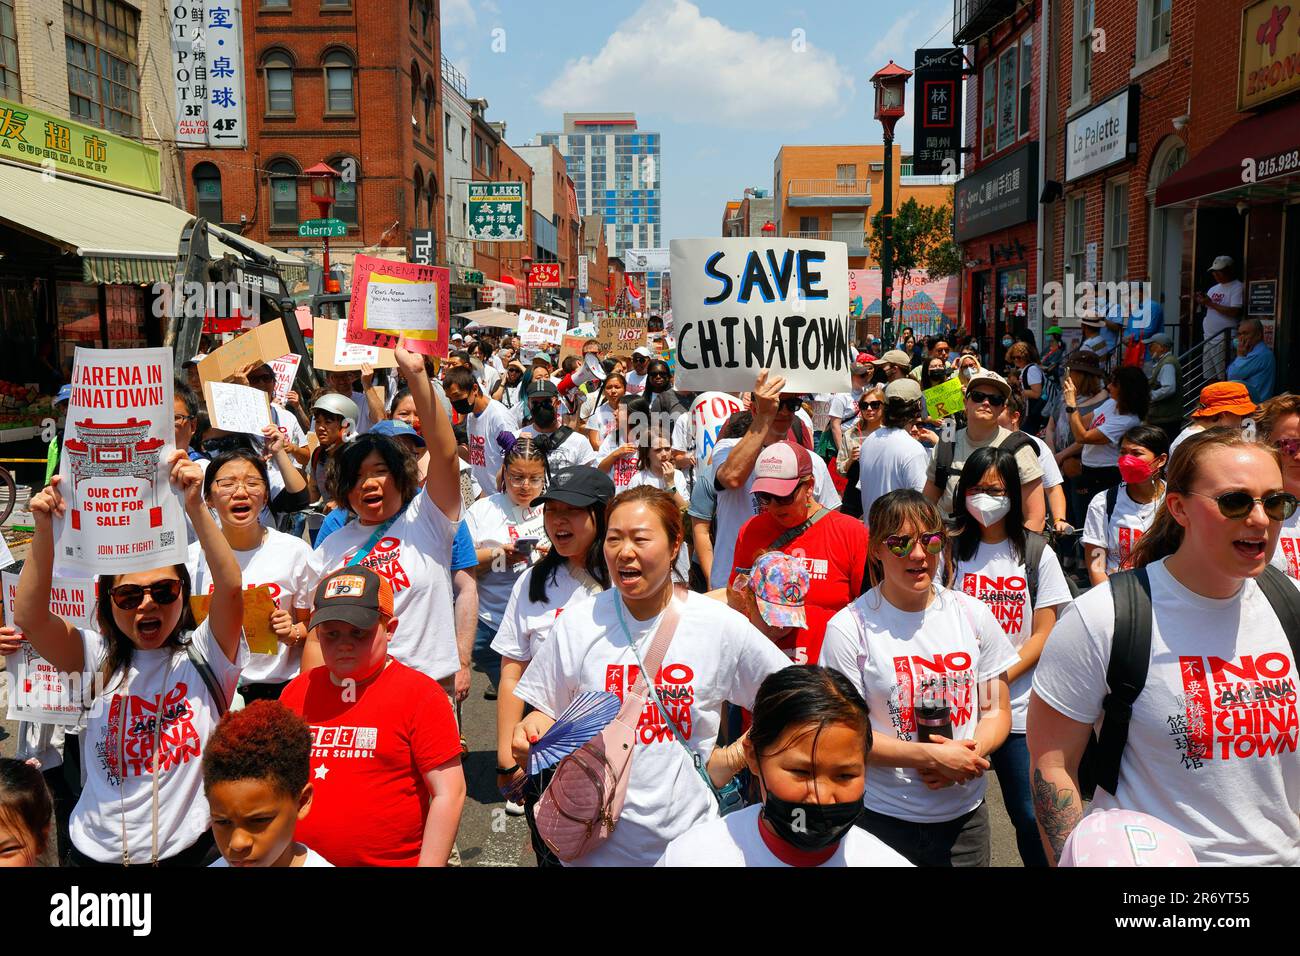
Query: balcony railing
787 230 870 254
954 0 1018 45
785 178 872 207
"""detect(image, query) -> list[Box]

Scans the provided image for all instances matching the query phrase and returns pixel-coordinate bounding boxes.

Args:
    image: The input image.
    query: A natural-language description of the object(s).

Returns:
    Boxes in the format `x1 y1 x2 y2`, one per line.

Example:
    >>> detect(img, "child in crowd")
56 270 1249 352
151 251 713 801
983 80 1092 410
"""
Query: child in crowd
0 758 53 867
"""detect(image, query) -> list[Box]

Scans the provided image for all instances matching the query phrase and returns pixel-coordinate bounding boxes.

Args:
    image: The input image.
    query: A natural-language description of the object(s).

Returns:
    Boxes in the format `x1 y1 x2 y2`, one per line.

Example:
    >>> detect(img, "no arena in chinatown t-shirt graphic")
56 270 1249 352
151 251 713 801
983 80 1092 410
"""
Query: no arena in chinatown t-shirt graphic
960 570 1026 635
889 652 975 742
1172 653 1298 768
605 662 695 744
356 536 412 597
101 684 202 785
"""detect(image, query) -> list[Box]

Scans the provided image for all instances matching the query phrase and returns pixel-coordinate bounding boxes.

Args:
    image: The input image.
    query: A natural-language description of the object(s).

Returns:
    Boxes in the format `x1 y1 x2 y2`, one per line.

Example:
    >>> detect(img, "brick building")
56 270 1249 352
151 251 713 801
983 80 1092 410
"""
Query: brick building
515 142 581 312
179 0 446 281
580 212 608 315
469 107 532 304
721 188 775 237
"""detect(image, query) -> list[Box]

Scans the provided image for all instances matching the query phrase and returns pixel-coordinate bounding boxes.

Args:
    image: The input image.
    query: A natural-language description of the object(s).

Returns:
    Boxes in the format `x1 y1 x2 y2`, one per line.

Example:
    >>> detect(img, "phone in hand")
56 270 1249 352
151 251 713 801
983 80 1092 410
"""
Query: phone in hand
513 536 539 556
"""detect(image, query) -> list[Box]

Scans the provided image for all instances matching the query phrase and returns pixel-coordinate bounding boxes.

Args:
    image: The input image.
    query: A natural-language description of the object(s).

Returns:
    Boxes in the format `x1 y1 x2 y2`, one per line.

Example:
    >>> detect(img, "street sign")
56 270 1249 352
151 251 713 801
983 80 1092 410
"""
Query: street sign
298 218 347 238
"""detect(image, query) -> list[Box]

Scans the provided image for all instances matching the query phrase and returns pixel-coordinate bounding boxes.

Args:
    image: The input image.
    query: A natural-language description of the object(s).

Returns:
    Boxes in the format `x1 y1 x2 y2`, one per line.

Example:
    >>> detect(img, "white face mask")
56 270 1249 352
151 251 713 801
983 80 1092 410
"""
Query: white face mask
966 492 1011 527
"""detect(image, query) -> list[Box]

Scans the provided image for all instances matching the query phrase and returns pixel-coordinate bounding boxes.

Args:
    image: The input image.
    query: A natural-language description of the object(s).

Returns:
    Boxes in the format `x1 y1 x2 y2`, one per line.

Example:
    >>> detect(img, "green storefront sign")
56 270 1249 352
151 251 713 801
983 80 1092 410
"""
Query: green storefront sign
298 218 347 238
468 181 525 242
0 96 161 193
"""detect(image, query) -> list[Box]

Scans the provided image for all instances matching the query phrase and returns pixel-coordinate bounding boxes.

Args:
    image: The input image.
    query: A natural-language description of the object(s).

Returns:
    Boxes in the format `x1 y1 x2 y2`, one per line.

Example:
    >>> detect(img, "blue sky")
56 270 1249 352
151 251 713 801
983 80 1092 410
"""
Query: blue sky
441 0 956 241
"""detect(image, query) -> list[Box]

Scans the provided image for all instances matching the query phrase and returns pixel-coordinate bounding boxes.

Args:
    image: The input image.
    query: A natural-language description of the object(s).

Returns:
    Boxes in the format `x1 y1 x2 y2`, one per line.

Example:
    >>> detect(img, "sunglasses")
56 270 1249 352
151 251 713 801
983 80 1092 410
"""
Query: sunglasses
778 398 803 411
884 531 946 557
1183 490 1298 521
1275 438 1300 458
967 390 1007 408
859 400 883 412
755 485 803 507
110 580 183 610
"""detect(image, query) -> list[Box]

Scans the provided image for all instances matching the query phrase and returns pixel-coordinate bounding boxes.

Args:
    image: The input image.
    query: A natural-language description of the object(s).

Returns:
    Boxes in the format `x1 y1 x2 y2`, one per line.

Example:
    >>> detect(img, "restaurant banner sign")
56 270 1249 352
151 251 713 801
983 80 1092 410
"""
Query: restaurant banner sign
0 96 161 192
1240 0 1300 110
468 182 525 241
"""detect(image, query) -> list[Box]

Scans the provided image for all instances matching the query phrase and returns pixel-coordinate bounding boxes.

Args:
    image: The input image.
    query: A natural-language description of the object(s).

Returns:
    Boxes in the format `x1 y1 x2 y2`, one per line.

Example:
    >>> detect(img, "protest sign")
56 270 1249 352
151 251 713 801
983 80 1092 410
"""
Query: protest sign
518 310 566 348
294 305 314 335
206 382 272 435
689 391 744 466
558 333 594 366
0 534 11 569
313 318 397 372
197 319 292 389
597 314 646 354
190 585 279 655
3 570 97 725
923 376 965 419
346 254 451 358
269 352 301 404
670 238 853 394
55 347 187 575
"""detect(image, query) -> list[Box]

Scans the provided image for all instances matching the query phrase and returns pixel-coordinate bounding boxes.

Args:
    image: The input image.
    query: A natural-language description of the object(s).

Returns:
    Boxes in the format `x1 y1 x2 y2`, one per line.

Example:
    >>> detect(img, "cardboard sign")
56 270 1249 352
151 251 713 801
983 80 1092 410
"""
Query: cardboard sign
55 347 187 575
923 376 965 419
3 570 98 726
312 318 397 372
346 254 451 358
269 352 301 404
206 381 272 435
518 310 566 348
670 238 853 394
197 319 292 388
559 333 595 366
597 314 646 353
689 391 744 466
189 585 279 655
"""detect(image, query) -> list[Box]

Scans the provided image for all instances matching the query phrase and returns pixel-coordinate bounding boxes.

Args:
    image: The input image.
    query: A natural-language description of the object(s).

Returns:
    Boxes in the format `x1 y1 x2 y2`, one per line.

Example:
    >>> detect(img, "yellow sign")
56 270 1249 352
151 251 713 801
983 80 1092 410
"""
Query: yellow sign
1239 0 1300 111
923 376 965 419
0 96 161 193
190 586 281 656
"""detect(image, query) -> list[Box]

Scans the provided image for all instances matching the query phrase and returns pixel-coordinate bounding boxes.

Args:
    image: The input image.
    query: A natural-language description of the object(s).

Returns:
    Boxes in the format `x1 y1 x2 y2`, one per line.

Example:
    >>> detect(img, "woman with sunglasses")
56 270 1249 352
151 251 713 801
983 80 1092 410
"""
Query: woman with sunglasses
190 447 321 704
1062 364 1149 500
510 486 791 866
1257 394 1300 579
1029 428 1300 865
820 489 1017 867
1082 424 1169 585
836 385 885 481
15 452 245 867
466 437 550 697
951 447 1072 867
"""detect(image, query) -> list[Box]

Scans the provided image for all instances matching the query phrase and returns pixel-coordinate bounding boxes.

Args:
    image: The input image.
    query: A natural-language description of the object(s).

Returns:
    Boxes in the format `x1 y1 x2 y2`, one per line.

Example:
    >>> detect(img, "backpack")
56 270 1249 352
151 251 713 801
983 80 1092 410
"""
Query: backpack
533 425 575 459
934 431 1036 505
1077 564 1300 800
1105 484 1120 523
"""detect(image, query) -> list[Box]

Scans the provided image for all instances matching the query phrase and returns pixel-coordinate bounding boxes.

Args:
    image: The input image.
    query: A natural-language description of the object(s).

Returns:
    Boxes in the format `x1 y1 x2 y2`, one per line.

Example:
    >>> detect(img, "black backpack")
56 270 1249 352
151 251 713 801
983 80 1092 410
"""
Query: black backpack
934 431 1036 504
532 425 575 459
1078 564 1300 800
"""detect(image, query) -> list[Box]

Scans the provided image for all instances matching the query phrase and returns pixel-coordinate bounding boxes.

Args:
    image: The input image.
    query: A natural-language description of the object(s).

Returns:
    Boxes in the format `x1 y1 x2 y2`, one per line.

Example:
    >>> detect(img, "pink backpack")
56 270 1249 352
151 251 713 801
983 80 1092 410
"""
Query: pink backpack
534 599 680 863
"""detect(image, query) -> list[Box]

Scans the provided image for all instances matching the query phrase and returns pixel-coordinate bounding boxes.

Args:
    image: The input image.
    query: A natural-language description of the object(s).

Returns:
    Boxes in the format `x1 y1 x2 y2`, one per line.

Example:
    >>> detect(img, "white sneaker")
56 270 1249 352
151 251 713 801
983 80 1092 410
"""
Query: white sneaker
505 799 526 817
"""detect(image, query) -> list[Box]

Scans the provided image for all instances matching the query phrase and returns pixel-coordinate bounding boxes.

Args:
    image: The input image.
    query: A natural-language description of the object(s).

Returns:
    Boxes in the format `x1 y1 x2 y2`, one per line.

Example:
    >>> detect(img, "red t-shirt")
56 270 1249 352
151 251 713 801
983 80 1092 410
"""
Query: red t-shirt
279 658 461 867
730 509 868 664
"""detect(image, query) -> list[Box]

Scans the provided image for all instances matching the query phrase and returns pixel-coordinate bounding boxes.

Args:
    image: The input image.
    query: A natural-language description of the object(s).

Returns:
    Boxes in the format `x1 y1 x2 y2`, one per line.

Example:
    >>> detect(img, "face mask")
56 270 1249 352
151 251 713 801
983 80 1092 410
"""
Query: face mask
450 397 472 416
1117 454 1155 484
965 492 1011 527
760 777 863 852
1001 337 1014 348
531 403 557 428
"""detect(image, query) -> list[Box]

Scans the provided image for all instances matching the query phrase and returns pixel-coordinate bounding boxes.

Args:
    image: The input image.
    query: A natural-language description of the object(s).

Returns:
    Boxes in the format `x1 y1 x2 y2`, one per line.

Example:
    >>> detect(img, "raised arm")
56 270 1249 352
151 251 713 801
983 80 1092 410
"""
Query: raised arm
174 451 243 663
13 477 83 674
395 346 460 520
716 370 785 489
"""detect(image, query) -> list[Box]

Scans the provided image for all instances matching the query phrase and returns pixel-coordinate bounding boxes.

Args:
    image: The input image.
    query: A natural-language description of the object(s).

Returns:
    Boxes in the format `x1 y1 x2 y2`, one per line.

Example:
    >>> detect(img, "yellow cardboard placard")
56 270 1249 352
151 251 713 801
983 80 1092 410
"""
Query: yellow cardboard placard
923 376 965 419
190 585 281 655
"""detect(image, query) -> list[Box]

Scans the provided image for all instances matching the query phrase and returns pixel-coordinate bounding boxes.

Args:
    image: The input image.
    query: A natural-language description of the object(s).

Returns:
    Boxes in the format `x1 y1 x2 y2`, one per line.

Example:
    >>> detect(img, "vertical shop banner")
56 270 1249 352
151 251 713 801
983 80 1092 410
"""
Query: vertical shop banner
170 0 248 147
912 48 964 176
467 182 525 241
578 255 589 293
671 238 852 394
3 571 98 725
346 254 451 359
54 348 185 575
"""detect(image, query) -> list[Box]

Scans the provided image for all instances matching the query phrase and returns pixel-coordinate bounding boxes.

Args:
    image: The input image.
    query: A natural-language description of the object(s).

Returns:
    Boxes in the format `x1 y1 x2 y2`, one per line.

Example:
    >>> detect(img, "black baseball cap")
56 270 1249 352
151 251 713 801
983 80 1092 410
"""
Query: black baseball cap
530 466 615 508
308 566 394 631
528 378 559 400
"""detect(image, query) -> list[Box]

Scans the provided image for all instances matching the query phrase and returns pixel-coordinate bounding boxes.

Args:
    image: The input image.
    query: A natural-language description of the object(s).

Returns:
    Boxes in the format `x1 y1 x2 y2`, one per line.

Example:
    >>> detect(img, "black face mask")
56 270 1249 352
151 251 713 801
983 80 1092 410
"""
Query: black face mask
450 397 473 416
531 403 557 428
760 774 863 852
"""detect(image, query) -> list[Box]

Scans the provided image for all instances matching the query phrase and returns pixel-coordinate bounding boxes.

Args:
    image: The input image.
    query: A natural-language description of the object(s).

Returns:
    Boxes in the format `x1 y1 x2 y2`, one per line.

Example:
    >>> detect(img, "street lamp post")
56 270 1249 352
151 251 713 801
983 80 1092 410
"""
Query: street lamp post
568 275 577 322
521 254 532 314
305 161 341 293
870 61 912 347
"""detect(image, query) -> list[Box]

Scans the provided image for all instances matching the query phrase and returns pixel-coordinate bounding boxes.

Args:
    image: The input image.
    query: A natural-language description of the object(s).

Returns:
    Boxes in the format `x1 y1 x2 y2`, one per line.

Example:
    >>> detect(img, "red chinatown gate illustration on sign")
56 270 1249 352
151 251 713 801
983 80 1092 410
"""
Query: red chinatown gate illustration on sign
64 417 166 529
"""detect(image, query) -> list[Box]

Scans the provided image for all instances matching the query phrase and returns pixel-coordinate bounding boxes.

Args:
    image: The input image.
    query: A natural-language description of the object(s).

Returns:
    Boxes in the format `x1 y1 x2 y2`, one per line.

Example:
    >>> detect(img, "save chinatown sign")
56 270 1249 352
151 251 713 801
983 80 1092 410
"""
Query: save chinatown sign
1240 0 1300 110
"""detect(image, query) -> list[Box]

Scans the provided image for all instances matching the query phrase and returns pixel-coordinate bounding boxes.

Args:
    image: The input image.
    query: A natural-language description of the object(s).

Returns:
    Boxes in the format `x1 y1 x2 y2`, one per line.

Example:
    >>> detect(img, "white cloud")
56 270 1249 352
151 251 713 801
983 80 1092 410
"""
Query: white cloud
537 0 853 128
866 11 921 66
442 0 477 31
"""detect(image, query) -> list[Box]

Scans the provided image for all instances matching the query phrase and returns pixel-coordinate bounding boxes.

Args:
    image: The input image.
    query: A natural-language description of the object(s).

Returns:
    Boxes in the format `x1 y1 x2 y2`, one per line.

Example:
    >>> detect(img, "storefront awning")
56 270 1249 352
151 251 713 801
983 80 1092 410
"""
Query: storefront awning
1156 99 1300 207
0 162 306 286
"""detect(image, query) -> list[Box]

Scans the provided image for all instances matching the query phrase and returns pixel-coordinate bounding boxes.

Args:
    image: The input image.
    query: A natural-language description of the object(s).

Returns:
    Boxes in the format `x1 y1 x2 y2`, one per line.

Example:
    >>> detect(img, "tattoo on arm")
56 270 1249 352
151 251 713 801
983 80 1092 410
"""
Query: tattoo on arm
1032 768 1083 863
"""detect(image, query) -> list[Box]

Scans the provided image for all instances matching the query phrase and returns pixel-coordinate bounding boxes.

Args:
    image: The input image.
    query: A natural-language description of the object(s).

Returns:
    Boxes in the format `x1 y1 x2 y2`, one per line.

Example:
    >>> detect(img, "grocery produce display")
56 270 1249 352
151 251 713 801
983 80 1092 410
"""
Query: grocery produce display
0 381 53 430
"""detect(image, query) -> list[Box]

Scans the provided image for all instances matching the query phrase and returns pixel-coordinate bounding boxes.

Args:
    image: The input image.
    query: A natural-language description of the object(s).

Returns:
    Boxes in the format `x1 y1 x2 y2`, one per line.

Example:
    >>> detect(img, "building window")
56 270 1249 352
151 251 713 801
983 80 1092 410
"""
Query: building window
460 126 467 160
193 162 223 222
444 111 452 151
64 0 141 137
321 0 350 7
1074 0 1094 103
0 0 19 98
997 45 1017 152
331 156 358 226
410 62 420 121
268 160 299 228
981 61 997 158
1138 0 1172 59
422 78 434 132
836 164 857 184
413 166 425 228
1105 179 1129 280
798 216 819 234
323 50 354 113
262 0 289 7
1066 195 1086 278
262 51 294 114
1019 31 1033 138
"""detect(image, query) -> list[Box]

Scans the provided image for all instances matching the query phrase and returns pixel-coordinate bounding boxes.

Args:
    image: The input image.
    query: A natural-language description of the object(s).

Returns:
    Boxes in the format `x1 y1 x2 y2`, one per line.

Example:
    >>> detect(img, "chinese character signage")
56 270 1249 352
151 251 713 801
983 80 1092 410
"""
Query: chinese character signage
468 182 525 241
623 248 670 273
954 143 1038 243
578 254 589 293
912 48 964 177
1240 0 1300 110
170 0 247 148
528 262 561 288
0 97 161 192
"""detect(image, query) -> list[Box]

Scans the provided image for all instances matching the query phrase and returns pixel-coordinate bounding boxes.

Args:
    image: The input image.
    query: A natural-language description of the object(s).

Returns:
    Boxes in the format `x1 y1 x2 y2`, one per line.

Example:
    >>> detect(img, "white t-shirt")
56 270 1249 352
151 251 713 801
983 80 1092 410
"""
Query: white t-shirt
464 492 548 625
1023 363 1044 392
656 804 912 867
598 431 641 490
70 621 248 863
585 403 618 443
709 437 842 589
828 388 865 424
819 587 1020 823
1204 279 1244 337
671 410 694 458
1026 433 1064 490
1083 484 1163 573
314 489 461 680
351 389 375 435
1031 558 1300 866
187 529 320 685
857 426 930 529
1169 424 1205 459
519 427 599 471
625 369 648 395
1080 398 1140 469
270 404 307 451
209 845 335 867
953 539 1072 732
514 589 791 866
466 399 517 494
1270 509 1300 580
490 562 603 662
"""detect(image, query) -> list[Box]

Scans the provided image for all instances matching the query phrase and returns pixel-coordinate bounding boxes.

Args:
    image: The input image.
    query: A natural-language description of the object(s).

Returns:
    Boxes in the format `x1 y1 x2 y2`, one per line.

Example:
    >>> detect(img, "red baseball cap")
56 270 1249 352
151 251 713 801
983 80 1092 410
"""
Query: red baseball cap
751 440 813 497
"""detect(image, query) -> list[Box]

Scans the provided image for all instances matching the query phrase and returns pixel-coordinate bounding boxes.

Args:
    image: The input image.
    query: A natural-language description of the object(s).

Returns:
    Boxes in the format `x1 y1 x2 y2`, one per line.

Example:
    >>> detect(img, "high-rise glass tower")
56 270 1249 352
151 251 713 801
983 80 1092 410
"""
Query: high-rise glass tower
534 113 663 312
